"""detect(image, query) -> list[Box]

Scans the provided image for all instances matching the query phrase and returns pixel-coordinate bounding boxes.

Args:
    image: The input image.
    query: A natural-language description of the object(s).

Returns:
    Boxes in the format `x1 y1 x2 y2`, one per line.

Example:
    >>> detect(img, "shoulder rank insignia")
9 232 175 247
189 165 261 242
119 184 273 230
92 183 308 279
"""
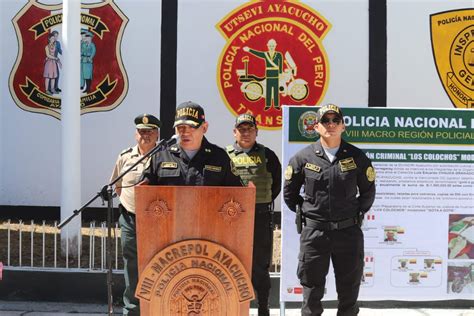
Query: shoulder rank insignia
285 165 293 180
205 165 222 172
339 157 357 172
162 162 178 169
120 147 133 156
304 163 321 173
170 145 179 152
366 166 376 182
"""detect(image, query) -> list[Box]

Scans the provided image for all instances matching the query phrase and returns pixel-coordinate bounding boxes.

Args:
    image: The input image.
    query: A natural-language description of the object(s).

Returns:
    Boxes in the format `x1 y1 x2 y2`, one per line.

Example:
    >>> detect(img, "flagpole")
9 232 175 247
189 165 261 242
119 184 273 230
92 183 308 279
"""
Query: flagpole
61 0 81 262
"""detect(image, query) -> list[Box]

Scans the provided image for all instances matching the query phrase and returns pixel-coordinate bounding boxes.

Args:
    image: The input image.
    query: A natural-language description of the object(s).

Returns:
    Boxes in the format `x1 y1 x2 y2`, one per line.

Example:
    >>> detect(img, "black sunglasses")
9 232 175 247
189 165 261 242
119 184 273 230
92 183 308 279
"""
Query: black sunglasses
320 118 342 125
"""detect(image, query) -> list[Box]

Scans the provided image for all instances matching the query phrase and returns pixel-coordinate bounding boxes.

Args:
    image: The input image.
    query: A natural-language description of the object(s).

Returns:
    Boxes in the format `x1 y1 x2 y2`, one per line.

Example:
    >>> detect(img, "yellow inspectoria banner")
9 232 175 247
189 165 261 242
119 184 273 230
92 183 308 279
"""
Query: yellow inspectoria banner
430 8 474 109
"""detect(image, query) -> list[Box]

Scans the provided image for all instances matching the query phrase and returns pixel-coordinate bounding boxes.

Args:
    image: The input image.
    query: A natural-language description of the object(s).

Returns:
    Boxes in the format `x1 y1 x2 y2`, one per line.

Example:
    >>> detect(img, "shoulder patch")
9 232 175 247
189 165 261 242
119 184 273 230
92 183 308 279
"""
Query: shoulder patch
304 163 321 173
366 166 376 182
162 162 178 169
284 165 293 180
120 147 133 156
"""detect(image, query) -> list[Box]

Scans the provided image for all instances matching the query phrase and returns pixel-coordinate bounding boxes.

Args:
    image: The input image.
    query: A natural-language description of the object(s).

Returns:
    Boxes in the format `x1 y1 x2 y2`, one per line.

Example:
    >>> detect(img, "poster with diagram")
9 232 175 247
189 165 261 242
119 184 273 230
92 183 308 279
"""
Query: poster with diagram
280 107 473 301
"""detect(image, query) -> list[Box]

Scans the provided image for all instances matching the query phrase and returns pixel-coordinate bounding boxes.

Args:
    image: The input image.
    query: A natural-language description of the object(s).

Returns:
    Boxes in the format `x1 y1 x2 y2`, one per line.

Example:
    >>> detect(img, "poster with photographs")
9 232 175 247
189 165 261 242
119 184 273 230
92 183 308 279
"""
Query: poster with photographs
280 107 473 301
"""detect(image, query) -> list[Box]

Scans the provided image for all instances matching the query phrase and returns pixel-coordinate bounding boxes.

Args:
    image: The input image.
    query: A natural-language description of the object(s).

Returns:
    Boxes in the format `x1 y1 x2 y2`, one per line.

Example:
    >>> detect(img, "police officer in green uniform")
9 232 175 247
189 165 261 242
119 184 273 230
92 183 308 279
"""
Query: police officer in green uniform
283 104 376 316
110 114 161 316
244 39 283 110
142 101 242 187
226 113 281 316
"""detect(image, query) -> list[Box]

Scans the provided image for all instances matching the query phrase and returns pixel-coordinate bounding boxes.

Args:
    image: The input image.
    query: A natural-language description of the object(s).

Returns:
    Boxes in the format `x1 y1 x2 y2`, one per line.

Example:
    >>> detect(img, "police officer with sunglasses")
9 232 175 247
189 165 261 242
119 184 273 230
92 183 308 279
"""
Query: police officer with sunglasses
283 104 376 316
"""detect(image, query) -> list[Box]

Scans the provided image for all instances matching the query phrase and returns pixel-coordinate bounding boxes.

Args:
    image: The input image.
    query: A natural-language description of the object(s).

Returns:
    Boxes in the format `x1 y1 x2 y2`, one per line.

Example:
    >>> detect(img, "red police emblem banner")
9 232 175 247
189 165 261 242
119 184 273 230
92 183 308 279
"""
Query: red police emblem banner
9 0 128 119
216 0 331 129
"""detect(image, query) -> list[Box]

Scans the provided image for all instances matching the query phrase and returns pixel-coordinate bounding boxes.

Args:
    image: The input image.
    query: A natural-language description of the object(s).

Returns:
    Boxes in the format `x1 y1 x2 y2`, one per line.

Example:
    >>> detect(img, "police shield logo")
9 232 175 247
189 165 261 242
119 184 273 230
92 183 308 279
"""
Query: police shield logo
298 110 318 139
216 0 331 129
430 9 474 109
9 0 129 119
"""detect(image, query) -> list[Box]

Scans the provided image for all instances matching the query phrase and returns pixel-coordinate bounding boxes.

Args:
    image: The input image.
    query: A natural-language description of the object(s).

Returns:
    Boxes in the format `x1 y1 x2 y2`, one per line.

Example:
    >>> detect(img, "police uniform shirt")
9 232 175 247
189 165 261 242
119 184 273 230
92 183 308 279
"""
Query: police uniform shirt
284 139 376 222
142 137 243 187
110 145 151 214
230 142 282 205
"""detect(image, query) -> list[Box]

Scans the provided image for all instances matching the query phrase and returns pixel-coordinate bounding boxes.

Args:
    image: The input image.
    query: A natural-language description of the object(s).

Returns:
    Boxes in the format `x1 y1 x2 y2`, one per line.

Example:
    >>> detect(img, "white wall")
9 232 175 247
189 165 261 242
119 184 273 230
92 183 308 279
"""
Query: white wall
0 0 162 206
176 0 369 212
1 0 466 207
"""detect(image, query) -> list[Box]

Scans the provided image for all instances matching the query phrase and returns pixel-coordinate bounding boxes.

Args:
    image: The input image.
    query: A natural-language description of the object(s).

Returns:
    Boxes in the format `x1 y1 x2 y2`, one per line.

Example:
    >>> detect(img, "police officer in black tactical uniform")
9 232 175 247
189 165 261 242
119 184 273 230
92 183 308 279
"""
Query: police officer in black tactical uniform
141 101 242 188
226 113 281 316
283 104 376 316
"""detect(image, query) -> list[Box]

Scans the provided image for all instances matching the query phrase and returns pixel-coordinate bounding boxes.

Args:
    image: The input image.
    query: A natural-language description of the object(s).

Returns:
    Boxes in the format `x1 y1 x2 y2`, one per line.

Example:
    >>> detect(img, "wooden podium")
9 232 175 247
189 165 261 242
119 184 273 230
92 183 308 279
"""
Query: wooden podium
134 185 256 316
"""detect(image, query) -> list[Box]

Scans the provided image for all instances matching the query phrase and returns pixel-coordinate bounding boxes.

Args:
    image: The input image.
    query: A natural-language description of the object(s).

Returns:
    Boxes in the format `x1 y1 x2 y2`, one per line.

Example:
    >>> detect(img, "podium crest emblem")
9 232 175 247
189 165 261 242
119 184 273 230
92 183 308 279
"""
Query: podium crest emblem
430 9 474 108
9 0 129 119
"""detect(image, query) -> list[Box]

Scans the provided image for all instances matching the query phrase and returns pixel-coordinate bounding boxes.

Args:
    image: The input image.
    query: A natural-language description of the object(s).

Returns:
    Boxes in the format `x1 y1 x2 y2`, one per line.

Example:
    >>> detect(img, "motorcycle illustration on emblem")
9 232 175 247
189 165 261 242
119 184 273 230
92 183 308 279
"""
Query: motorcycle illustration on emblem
236 39 309 110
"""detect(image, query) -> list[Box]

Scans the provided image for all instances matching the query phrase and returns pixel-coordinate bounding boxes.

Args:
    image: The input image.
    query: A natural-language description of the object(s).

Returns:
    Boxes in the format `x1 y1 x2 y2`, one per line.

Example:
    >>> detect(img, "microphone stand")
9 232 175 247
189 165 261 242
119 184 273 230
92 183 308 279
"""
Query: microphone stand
58 136 172 315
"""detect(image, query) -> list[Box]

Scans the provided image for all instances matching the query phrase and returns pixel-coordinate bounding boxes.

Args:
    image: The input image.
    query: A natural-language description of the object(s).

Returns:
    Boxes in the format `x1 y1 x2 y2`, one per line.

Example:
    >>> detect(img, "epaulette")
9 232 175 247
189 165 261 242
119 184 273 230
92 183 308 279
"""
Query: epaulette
225 145 235 153
169 144 179 152
120 147 133 156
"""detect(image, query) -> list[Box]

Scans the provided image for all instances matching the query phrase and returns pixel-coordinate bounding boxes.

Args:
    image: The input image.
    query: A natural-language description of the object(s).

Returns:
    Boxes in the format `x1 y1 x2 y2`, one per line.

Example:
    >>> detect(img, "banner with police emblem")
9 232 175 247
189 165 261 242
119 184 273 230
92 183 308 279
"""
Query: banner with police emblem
9 0 128 119
430 8 474 109
216 0 331 130
281 106 473 302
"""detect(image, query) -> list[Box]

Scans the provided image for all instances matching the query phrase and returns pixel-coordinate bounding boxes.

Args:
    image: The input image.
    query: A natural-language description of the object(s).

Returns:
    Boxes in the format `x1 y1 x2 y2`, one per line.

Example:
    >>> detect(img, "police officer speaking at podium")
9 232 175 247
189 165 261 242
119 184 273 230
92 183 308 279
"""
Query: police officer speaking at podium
141 101 242 187
226 113 281 316
283 104 376 316
110 113 161 316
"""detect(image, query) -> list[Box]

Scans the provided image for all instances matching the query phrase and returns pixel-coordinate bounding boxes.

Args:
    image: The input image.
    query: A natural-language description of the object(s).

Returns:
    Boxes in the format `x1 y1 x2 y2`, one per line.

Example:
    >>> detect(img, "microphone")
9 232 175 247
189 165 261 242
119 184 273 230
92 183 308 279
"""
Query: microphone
166 134 179 146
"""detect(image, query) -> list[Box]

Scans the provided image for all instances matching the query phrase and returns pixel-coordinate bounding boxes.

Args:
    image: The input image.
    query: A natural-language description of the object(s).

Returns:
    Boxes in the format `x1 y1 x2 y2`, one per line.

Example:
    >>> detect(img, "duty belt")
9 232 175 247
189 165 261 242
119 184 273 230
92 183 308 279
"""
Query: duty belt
304 215 358 231
119 204 135 217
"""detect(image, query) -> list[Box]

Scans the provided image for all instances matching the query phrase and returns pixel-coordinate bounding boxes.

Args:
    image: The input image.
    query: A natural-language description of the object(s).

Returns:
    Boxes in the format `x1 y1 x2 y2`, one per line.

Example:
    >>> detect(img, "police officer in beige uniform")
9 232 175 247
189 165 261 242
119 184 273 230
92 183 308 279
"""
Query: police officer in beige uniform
110 114 161 316
226 113 281 316
284 104 376 316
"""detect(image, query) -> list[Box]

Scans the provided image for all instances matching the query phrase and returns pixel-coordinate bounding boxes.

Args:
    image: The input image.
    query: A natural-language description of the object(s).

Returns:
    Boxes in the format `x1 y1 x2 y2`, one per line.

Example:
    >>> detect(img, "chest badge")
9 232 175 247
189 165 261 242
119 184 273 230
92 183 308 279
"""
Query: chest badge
339 157 357 172
162 162 178 169
205 165 222 172
304 163 321 173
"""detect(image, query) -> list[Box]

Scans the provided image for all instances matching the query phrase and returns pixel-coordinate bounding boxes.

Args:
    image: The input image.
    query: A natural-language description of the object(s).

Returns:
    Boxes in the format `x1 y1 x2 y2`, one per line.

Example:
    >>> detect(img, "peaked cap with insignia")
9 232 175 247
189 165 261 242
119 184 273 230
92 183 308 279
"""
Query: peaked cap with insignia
135 114 161 129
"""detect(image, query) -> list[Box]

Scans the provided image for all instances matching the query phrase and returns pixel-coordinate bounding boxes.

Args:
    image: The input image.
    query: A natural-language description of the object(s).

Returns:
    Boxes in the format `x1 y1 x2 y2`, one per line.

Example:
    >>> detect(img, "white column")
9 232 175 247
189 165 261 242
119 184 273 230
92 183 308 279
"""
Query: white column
60 0 81 256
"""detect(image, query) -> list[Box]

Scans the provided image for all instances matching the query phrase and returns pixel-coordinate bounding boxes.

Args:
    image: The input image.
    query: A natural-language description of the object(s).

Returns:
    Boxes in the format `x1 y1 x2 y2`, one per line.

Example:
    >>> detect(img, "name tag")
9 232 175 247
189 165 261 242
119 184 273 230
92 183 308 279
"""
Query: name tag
162 162 178 169
339 157 357 172
304 163 321 172
205 165 222 172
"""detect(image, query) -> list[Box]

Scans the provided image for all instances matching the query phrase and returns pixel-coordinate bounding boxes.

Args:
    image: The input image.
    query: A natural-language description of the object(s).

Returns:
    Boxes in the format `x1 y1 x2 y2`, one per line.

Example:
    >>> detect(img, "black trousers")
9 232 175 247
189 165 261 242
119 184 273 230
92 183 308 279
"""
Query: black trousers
297 224 364 316
252 210 273 307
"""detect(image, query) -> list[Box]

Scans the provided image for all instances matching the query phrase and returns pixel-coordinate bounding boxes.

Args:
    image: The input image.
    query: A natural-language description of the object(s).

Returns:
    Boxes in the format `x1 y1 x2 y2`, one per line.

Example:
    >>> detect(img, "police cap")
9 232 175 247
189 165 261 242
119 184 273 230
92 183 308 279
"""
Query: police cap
173 101 206 128
235 113 257 127
135 114 161 129
316 103 343 122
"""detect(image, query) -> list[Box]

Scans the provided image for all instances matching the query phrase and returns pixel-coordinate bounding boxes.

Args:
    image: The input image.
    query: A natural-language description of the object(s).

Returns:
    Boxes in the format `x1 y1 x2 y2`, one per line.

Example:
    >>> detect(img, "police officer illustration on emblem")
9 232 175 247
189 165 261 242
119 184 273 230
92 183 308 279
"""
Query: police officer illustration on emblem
239 39 309 110
9 0 129 119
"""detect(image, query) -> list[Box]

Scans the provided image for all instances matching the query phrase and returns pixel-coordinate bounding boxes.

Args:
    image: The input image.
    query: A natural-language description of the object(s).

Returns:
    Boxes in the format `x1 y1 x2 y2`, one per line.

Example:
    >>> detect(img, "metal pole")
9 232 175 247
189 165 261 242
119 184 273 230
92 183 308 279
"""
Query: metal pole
280 301 286 315
61 0 81 257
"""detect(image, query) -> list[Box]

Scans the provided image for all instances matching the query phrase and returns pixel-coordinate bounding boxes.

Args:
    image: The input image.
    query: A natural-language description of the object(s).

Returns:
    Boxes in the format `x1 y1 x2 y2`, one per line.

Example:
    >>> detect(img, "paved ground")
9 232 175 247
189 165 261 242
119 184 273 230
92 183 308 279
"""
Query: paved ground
0 301 473 316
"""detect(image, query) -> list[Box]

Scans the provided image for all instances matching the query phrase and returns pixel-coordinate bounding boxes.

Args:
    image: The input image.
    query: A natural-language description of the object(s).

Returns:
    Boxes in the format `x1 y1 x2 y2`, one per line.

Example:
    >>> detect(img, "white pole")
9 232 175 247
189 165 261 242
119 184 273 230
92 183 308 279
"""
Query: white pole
61 0 81 256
